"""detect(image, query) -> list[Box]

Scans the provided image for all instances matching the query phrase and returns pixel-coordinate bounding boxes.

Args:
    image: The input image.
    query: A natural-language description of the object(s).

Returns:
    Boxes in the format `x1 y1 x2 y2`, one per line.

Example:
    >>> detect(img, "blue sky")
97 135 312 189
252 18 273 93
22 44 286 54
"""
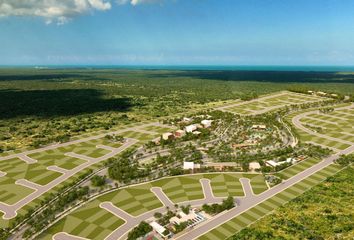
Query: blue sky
0 0 354 65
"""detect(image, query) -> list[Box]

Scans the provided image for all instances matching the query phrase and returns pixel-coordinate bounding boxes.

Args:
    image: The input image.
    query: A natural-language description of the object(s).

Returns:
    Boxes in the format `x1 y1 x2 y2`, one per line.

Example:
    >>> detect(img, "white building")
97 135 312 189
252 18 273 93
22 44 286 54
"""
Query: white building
265 160 279 167
150 221 171 239
162 132 174 140
185 124 198 133
201 119 213 128
183 161 201 170
252 125 267 130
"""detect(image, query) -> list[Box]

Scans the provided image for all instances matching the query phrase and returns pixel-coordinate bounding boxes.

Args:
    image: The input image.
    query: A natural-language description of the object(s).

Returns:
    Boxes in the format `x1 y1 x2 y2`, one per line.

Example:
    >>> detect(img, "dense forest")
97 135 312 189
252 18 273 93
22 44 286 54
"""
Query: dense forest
1 68 354 151
231 166 354 240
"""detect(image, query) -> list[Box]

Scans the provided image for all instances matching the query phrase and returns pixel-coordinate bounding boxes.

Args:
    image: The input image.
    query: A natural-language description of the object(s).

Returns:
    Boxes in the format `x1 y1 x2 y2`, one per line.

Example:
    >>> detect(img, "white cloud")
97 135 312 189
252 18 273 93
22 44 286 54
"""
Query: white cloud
0 0 164 24
0 0 112 24
117 0 162 6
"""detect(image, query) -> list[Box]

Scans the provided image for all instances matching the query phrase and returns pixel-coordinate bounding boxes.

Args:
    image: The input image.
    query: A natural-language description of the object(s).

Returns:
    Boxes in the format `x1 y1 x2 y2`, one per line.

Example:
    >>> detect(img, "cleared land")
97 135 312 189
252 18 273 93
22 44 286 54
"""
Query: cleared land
0 124 163 223
39 200 125 240
216 92 324 115
99 183 163 217
198 164 342 240
39 173 267 239
290 104 354 152
276 158 323 180
152 173 267 203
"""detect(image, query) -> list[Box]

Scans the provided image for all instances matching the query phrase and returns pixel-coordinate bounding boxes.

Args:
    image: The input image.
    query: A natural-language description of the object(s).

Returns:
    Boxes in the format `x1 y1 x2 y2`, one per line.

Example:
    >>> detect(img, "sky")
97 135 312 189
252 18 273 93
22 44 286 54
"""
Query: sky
0 0 354 66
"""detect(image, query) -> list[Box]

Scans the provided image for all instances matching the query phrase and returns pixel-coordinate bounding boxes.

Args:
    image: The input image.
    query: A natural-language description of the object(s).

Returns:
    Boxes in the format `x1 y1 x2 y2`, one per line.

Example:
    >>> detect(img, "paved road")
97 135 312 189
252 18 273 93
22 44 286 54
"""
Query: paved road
239 178 254 197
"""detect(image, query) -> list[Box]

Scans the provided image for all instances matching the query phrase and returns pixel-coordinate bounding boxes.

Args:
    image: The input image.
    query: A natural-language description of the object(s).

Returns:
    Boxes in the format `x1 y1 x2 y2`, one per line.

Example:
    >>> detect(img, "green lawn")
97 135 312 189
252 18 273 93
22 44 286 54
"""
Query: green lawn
98 183 163 216
289 105 354 151
222 92 323 115
120 130 159 143
141 125 175 134
39 200 125 240
152 175 204 203
0 157 64 205
276 158 322 180
151 173 268 203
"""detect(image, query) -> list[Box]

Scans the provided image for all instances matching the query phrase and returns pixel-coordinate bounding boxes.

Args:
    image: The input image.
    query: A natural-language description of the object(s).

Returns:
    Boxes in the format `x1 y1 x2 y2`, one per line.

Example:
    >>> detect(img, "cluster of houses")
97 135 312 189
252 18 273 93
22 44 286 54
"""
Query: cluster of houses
148 208 206 239
307 90 338 98
159 119 213 142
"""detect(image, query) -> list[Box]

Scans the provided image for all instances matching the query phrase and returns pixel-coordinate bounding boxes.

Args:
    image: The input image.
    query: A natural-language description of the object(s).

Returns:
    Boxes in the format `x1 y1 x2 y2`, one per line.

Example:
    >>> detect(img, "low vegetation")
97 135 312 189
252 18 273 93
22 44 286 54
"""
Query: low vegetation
231 166 354 240
202 196 235 215
1 69 353 152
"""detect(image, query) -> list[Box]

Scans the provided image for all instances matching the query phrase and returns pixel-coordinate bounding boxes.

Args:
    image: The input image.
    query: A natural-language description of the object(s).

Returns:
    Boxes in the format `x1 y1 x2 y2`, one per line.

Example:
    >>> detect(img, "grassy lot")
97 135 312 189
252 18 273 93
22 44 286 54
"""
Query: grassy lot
203 173 268 197
119 130 159 143
98 183 163 216
28 138 125 170
203 174 245 197
287 105 354 151
221 92 324 115
198 164 342 240
39 200 125 240
152 173 268 203
152 175 204 203
141 125 176 134
276 158 323 180
0 157 64 205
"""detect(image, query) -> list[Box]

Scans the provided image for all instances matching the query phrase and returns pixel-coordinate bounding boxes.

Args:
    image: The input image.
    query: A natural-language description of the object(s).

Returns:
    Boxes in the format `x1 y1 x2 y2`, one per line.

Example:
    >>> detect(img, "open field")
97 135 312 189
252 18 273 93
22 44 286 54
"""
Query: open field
290 104 354 151
276 158 323 180
99 183 163 217
0 127 148 222
119 130 159 143
216 92 325 115
37 173 267 239
39 200 125 240
198 163 342 240
141 125 176 134
152 173 268 203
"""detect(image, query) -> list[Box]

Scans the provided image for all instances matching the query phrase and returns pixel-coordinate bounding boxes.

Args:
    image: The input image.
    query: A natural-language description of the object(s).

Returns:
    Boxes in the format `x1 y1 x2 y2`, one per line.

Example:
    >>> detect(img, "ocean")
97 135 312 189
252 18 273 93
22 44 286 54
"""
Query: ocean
1 65 354 72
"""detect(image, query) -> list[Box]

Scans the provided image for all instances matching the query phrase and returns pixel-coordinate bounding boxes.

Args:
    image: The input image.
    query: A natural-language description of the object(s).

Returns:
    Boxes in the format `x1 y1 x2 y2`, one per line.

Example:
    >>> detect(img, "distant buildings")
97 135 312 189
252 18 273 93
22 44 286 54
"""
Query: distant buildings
185 124 198 133
201 119 213 128
174 129 186 138
265 158 296 167
251 125 267 130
